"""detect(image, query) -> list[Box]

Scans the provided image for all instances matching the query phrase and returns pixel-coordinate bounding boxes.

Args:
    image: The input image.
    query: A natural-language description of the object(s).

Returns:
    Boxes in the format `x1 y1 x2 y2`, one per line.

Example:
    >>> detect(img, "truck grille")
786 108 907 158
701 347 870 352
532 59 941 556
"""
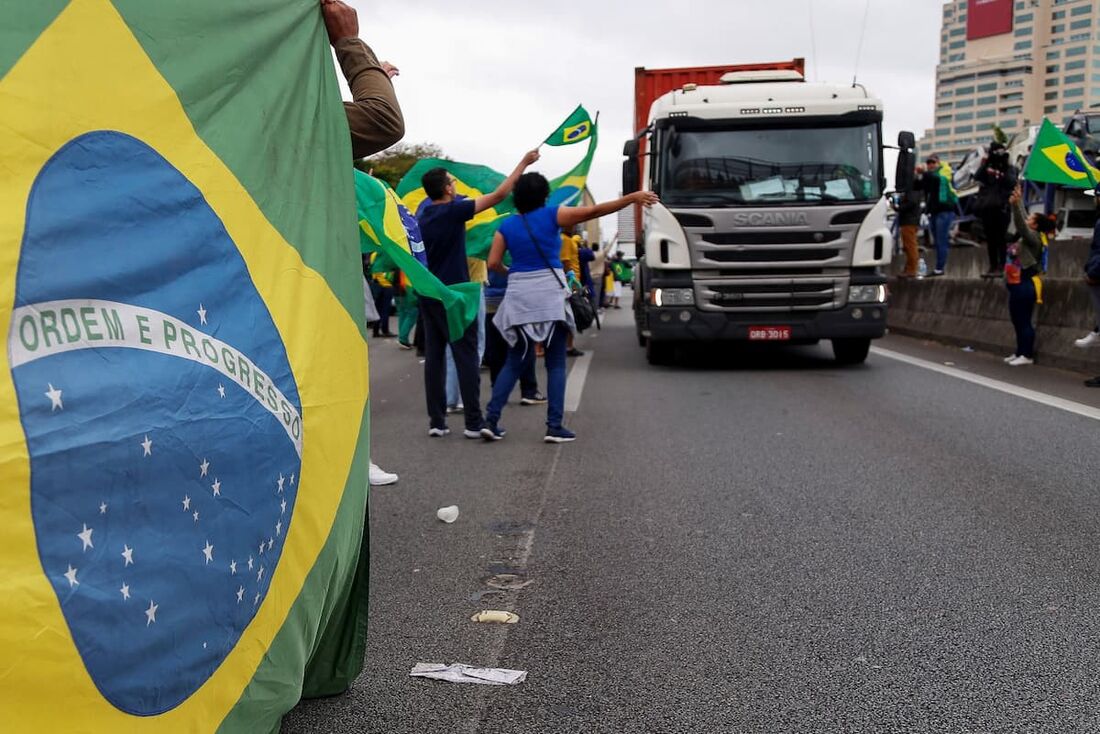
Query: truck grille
694 276 848 312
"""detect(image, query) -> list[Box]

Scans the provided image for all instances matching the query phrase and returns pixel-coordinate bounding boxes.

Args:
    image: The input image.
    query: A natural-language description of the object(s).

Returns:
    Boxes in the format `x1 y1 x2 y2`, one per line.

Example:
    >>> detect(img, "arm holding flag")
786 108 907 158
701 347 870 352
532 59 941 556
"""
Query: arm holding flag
474 149 541 214
322 0 405 159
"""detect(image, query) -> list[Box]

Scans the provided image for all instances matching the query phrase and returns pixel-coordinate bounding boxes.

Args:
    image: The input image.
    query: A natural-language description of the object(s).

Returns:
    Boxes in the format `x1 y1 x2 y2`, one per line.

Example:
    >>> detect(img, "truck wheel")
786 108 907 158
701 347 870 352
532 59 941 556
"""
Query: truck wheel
832 338 871 365
646 339 675 366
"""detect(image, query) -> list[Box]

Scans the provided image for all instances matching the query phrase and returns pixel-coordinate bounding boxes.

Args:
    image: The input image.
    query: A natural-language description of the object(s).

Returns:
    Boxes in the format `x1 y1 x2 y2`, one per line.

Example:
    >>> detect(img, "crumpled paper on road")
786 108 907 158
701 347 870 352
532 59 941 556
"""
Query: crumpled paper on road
410 663 527 685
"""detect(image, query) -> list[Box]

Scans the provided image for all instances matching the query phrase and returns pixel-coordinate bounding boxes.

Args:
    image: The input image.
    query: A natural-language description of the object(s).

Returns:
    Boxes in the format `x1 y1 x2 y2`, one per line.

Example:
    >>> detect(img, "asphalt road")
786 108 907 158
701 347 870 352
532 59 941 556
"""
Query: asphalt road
283 302 1100 734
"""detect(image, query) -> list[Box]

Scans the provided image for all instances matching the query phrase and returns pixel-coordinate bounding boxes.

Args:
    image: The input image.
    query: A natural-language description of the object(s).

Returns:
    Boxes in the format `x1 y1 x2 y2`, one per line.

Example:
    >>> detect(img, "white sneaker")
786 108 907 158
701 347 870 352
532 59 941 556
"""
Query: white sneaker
446 403 465 414
1075 331 1100 348
427 427 450 437
369 462 398 486
1003 354 1018 363
1008 355 1034 366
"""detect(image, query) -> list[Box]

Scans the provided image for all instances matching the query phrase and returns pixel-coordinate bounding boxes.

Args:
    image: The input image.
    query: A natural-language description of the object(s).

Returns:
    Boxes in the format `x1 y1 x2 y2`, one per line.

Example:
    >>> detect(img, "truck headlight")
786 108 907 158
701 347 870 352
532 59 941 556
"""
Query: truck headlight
650 288 695 307
848 285 886 304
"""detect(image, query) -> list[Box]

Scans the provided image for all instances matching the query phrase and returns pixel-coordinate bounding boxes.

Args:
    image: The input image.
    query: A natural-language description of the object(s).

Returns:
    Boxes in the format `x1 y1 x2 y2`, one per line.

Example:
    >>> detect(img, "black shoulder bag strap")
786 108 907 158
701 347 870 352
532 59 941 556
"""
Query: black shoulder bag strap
520 214 567 290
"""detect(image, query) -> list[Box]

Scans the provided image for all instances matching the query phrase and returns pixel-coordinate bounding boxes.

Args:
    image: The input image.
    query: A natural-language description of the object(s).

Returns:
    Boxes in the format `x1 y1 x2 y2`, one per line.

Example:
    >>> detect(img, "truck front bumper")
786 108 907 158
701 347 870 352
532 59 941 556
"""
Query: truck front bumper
641 303 888 342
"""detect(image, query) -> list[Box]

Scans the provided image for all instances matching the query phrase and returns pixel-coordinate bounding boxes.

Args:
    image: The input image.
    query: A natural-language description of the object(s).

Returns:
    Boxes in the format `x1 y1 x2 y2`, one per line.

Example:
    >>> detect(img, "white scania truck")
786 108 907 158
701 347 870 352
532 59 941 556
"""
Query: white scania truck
624 62 914 365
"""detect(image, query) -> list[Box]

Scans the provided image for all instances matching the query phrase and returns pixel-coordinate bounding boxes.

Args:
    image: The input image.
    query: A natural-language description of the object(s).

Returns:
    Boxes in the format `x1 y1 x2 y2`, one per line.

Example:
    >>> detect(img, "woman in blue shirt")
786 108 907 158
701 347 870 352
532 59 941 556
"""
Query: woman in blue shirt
482 173 657 442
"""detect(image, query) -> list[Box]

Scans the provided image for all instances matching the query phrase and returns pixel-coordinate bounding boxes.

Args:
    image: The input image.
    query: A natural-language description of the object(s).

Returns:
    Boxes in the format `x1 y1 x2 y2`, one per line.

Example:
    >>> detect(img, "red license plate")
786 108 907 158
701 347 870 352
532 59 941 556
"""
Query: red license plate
748 326 792 341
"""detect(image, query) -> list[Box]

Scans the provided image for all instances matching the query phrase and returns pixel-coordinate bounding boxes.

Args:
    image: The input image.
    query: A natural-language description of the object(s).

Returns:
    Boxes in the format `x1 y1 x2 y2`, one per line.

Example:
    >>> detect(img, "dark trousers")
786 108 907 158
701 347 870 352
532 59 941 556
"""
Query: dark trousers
1007 276 1037 358
371 284 393 336
981 209 1009 272
422 300 483 431
484 316 539 397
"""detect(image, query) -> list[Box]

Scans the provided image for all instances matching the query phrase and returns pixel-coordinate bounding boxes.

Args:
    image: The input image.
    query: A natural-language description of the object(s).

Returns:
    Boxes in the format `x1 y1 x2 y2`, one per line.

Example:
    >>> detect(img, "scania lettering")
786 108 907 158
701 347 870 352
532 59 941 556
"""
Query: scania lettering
624 62 914 366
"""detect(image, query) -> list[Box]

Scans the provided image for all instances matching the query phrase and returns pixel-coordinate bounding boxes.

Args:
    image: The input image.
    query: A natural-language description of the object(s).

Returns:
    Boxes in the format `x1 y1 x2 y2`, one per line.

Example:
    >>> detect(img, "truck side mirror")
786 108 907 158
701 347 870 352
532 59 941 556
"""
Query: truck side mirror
622 139 640 194
895 131 916 192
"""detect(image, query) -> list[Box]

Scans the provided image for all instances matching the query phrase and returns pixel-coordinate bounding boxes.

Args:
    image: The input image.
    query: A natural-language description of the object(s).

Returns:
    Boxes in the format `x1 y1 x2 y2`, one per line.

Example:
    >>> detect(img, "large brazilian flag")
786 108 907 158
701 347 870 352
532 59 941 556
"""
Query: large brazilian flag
1 1 371 731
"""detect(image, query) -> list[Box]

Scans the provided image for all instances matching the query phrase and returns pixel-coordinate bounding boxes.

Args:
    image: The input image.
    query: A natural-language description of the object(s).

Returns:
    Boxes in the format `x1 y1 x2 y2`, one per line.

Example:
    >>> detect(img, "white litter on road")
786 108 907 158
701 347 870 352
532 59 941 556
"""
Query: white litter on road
410 663 527 685
436 505 459 523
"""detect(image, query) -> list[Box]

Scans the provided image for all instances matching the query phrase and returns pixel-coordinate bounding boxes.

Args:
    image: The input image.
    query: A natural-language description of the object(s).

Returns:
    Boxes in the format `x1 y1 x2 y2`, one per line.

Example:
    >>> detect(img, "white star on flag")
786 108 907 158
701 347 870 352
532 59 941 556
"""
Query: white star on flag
77 523 94 551
64 565 79 587
257 566 265 583
193 510 200 522
280 498 287 515
236 586 245 603
258 541 264 556
217 384 226 398
275 520 282 537
45 383 63 411
141 435 153 457
267 538 274 552
277 474 285 493
120 583 130 600
121 545 134 567
229 560 237 575
211 478 221 497
247 555 254 571
290 473 295 486
182 495 191 511
202 541 214 564
145 600 158 626
99 502 108 515
254 592 261 606
200 458 209 477
197 303 208 325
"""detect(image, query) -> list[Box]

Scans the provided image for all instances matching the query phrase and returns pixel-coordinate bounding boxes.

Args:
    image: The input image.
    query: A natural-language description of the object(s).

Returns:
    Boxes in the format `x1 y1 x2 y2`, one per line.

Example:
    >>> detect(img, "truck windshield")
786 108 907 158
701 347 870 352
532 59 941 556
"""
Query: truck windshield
658 123 881 206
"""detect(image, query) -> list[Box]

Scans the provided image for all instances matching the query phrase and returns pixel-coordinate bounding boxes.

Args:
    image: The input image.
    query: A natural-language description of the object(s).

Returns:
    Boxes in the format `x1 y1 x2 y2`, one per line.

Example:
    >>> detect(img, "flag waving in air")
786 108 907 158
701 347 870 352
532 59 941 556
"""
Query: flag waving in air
1 0 371 730
543 105 595 147
395 111 600 260
1023 117 1100 188
356 171 481 341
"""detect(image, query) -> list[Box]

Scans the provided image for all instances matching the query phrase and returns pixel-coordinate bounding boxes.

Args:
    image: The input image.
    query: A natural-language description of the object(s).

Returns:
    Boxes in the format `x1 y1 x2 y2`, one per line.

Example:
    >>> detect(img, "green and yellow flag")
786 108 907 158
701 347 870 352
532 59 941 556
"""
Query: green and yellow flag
1023 117 1100 188
544 104 594 146
356 171 481 341
1 0 372 730
395 116 600 260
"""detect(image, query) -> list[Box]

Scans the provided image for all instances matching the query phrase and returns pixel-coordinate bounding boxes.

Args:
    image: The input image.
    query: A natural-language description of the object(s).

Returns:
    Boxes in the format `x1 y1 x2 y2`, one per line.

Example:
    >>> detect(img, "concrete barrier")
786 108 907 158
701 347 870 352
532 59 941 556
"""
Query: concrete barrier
887 238 1100 373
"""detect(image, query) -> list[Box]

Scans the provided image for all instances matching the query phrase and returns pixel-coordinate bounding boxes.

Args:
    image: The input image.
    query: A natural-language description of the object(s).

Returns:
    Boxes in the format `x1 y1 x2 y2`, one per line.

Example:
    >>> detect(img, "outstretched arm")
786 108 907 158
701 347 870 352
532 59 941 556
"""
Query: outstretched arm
323 0 405 159
557 191 659 229
475 150 541 214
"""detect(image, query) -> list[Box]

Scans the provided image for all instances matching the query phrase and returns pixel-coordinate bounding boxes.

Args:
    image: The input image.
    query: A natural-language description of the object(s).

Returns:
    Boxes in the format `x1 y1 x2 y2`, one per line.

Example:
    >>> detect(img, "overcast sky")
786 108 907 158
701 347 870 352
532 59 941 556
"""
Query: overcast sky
344 0 943 240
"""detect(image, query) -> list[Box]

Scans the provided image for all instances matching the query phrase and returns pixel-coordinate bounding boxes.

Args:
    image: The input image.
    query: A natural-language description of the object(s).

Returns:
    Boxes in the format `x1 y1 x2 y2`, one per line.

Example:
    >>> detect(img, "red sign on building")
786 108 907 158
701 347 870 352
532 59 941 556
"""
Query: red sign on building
967 0 1014 40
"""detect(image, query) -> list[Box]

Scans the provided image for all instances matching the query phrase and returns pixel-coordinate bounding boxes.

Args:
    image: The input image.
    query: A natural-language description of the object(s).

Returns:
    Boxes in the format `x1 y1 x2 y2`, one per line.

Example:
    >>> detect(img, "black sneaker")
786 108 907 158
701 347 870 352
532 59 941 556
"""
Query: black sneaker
566 348 585 357
520 393 547 406
481 422 506 441
1085 376 1100 388
544 426 576 443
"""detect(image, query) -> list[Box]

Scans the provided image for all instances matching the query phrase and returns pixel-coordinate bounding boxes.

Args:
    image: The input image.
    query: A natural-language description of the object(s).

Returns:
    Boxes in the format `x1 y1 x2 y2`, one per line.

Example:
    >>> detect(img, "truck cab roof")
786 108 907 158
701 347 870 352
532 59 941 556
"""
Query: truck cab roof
649 80 881 123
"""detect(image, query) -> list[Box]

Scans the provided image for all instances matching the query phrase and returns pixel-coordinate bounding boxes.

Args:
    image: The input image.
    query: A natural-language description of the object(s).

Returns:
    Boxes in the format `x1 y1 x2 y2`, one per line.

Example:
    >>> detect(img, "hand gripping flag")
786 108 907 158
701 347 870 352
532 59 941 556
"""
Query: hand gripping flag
1023 118 1100 188
356 171 481 341
544 105 594 147
0 1 372 731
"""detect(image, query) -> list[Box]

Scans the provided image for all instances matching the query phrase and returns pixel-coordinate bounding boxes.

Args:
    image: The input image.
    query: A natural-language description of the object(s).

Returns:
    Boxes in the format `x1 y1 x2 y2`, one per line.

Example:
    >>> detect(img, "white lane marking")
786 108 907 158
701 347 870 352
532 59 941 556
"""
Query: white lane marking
872 347 1100 423
564 351 593 413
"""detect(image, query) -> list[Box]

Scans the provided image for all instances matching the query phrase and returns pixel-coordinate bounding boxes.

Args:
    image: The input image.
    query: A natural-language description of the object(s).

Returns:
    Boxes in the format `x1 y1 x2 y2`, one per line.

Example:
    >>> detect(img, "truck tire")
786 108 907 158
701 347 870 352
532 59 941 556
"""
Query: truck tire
646 339 675 366
832 338 871 365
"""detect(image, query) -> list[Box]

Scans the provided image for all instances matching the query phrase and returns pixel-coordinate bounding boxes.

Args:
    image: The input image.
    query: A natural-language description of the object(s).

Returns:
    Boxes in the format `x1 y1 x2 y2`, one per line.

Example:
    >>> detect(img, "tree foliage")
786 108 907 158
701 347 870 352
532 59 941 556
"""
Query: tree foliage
356 143 448 189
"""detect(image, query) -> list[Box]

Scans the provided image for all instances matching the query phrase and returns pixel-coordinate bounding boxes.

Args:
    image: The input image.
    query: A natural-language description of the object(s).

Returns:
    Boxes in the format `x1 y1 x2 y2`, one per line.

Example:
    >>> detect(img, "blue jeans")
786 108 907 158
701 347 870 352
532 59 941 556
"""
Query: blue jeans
446 290 486 406
932 211 955 272
486 322 568 429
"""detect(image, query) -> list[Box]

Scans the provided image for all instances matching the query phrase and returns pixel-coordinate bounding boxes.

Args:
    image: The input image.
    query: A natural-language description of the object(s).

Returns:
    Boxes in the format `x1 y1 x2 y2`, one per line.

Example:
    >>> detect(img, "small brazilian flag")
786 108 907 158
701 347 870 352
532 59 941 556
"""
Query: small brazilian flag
544 105 594 147
1 0 373 730
1023 117 1100 188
